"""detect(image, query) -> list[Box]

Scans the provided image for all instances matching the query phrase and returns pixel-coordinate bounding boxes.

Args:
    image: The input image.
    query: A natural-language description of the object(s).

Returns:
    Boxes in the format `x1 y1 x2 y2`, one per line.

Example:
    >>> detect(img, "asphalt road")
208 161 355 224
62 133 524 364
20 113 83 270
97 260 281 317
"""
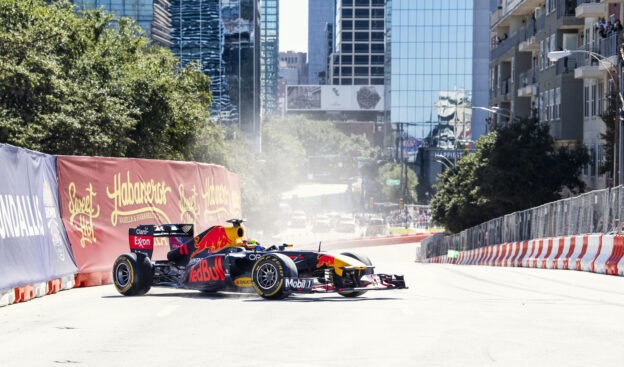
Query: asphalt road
2 242 624 367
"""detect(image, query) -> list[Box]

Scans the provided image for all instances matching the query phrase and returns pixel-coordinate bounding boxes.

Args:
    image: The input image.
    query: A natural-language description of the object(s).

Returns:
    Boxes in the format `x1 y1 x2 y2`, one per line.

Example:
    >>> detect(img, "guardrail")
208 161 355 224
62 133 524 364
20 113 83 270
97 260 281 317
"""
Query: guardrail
421 186 624 258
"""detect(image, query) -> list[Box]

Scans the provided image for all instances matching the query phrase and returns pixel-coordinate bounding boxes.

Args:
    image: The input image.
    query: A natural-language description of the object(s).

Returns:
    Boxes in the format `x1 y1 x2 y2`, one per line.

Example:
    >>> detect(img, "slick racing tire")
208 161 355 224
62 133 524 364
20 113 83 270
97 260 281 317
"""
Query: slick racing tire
334 252 373 298
113 253 153 296
251 254 298 300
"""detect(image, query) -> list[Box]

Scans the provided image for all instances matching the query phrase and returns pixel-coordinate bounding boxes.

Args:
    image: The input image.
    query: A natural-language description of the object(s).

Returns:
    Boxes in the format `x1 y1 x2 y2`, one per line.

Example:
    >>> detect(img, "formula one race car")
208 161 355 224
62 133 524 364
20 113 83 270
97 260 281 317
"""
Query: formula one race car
112 219 406 299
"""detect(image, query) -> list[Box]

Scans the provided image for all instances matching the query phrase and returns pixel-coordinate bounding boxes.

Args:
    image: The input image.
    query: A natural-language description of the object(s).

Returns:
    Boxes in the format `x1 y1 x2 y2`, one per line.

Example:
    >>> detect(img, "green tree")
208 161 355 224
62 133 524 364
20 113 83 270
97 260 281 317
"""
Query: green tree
0 0 219 160
431 118 589 233
599 92 618 178
226 116 379 233
378 163 418 203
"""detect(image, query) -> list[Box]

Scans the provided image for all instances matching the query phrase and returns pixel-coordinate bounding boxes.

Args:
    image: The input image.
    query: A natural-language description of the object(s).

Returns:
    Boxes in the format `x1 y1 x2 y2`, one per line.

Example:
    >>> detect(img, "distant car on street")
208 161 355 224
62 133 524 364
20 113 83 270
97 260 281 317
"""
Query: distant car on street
366 217 388 236
312 215 331 232
289 210 308 228
336 215 357 233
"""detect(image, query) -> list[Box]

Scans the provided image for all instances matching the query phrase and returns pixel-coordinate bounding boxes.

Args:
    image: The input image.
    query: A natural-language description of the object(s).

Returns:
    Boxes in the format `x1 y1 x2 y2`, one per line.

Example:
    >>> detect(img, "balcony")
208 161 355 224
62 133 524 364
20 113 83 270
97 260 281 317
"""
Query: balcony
491 0 543 29
575 0 606 18
572 36 618 79
519 35 539 52
496 77 512 101
517 68 538 97
518 20 539 53
490 32 518 61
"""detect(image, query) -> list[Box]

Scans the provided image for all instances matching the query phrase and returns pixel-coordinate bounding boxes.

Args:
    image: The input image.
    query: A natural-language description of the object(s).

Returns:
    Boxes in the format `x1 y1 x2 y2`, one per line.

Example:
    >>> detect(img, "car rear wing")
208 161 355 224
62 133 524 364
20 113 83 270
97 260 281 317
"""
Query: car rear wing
129 224 194 258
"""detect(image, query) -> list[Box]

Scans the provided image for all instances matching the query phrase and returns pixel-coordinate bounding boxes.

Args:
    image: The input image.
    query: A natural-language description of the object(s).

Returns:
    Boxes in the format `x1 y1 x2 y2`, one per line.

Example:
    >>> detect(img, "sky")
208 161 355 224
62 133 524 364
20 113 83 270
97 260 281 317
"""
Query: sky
279 0 308 53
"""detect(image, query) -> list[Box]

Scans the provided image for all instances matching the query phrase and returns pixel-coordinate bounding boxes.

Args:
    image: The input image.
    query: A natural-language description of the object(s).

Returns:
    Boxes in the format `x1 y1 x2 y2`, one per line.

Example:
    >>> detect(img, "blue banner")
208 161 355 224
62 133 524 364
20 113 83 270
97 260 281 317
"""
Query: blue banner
0 145 77 291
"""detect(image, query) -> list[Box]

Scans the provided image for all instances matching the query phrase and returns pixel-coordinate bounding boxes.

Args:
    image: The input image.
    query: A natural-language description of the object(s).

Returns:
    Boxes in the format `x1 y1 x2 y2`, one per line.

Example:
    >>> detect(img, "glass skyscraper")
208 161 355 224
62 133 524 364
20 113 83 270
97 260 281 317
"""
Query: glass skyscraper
71 0 172 46
170 0 260 136
307 0 335 85
388 0 474 143
261 0 279 115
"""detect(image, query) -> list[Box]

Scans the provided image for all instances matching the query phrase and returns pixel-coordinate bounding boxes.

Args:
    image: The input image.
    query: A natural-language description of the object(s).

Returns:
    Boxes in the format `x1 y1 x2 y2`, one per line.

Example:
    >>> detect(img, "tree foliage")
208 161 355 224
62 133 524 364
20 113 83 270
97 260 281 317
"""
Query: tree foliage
599 92 618 177
226 116 378 232
0 0 220 160
431 118 589 233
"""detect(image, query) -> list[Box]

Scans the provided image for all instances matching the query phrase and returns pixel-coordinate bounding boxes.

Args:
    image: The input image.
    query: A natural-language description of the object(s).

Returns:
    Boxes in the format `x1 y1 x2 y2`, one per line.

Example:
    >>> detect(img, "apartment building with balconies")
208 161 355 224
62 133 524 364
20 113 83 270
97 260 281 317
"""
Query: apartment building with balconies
489 0 624 190
572 0 622 189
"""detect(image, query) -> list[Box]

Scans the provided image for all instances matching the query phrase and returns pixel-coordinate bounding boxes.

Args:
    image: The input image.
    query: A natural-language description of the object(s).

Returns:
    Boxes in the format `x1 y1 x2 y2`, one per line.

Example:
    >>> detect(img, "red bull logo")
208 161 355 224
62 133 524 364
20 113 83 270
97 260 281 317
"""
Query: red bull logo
316 254 335 269
189 257 225 283
192 226 232 258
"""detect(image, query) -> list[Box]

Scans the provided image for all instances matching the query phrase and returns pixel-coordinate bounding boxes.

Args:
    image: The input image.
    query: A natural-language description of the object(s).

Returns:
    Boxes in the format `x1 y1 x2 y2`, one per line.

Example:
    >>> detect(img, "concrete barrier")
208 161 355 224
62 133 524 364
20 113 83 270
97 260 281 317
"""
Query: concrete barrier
549 237 565 269
580 235 602 272
556 237 574 270
429 234 624 279
61 275 76 290
513 241 528 267
33 282 48 298
0 289 15 307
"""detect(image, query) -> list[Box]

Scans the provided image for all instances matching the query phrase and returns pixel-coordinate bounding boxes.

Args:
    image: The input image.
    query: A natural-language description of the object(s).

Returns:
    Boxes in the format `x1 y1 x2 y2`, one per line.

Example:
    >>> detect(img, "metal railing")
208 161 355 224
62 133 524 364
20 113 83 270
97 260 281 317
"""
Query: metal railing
421 186 624 259
491 31 518 60
519 68 537 87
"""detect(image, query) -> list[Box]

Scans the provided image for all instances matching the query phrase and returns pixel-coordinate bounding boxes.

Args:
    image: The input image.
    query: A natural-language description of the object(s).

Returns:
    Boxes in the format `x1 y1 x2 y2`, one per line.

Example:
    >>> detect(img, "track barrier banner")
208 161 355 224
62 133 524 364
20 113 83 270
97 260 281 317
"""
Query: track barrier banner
0 145 78 291
57 156 241 274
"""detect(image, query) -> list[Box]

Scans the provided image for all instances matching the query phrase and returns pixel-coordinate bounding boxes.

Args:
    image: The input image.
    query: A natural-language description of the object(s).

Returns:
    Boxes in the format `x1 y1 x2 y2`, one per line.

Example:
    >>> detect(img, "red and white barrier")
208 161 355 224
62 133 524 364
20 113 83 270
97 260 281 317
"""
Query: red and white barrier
580 234 602 272
426 234 624 279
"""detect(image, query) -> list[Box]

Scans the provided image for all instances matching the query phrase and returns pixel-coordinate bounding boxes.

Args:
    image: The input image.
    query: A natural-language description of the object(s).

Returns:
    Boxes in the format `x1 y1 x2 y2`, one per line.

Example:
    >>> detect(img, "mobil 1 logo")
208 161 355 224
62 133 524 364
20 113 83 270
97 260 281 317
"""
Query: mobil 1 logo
284 278 313 292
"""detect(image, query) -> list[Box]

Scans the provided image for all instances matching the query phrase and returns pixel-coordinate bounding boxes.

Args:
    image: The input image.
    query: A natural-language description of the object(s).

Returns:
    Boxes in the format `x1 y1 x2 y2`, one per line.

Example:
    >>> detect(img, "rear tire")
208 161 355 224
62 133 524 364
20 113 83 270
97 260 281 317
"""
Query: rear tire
113 253 153 296
251 254 297 300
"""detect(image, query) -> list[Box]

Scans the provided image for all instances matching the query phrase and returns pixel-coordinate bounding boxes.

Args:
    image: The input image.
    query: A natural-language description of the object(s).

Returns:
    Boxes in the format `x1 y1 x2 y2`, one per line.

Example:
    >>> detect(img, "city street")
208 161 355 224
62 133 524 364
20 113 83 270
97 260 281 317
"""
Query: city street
2 242 624 366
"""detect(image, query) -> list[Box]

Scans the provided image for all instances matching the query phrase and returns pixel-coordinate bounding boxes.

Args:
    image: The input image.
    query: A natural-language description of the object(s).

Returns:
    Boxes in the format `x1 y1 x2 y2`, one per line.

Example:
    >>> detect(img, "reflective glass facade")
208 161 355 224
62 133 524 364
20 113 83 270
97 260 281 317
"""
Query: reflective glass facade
308 0 335 84
72 0 172 46
388 0 473 141
170 0 260 135
261 0 279 115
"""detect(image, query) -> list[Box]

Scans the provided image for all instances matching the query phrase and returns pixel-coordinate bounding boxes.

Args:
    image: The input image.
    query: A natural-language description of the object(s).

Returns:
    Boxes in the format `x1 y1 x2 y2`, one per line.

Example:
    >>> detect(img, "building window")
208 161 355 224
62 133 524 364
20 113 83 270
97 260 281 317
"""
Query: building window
597 81 604 115
591 83 597 117
584 85 590 118
354 55 368 64
544 90 550 121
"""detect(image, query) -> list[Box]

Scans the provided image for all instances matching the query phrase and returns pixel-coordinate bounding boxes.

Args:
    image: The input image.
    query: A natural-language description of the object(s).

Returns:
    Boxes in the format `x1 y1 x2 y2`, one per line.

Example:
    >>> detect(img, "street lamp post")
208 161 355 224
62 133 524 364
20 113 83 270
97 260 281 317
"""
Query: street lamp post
548 49 624 187
472 106 521 131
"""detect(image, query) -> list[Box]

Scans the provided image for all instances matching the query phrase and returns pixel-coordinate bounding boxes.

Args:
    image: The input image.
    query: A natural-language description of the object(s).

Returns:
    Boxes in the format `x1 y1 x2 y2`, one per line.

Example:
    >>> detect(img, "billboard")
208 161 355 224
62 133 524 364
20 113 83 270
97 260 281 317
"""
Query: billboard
57 156 241 274
287 85 384 112
0 145 77 291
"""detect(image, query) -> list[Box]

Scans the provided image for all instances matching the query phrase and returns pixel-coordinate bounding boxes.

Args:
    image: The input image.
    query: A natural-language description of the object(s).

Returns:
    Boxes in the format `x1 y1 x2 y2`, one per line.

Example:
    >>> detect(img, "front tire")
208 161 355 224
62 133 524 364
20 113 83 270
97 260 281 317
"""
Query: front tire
113 253 153 296
251 254 297 300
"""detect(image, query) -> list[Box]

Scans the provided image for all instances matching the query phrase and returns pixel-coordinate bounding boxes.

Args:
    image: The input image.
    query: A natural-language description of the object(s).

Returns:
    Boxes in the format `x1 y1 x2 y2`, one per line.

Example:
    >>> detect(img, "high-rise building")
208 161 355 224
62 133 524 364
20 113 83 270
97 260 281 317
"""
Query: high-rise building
308 0 336 84
261 0 279 116
387 0 474 141
170 0 260 138
384 1 487 201
330 0 385 86
489 0 624 190
279 51 308 85
71 0 173 46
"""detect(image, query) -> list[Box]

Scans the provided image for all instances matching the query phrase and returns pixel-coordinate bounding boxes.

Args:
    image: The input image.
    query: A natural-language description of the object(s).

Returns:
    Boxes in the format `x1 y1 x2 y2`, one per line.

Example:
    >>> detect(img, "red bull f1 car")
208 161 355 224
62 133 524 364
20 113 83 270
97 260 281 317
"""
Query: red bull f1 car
112 219 406 299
